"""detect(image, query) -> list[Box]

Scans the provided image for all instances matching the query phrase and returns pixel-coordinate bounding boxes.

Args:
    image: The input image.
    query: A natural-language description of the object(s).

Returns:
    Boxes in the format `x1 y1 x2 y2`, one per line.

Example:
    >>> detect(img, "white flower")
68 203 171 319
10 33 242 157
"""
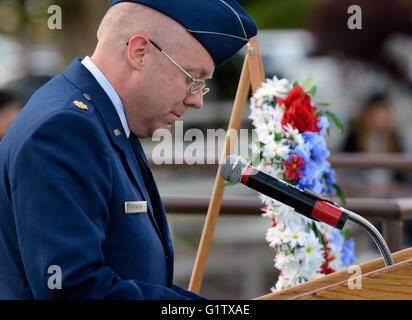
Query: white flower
255 127 275 145
329 250 343 271
254 77 290 103
269 202 311 230
265 226 283 248
318 223 332 240
298 232 324 271
264 76 290 96
274 275 289 291
259 194 275 208
262 141 290 159
283 124 305 147
286 230 306 248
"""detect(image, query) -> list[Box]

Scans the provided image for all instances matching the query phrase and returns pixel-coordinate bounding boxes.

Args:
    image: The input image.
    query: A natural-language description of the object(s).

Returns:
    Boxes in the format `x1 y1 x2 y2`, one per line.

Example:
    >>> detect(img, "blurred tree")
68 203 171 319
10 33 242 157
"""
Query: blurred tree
238 0 324 29
56 0 108 67
0 0 52 38
308 0 412 61
0 0 57 73
0 0 109 71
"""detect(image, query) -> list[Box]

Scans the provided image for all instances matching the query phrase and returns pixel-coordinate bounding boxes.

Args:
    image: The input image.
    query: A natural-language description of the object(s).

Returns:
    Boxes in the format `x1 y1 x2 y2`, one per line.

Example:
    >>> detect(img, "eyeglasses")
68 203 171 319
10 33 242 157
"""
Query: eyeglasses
126 39 210 96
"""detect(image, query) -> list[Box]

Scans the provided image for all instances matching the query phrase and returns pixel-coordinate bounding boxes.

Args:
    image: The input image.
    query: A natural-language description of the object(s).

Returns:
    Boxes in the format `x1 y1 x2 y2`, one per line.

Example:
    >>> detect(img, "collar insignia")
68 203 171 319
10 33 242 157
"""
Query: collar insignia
73 100 88 110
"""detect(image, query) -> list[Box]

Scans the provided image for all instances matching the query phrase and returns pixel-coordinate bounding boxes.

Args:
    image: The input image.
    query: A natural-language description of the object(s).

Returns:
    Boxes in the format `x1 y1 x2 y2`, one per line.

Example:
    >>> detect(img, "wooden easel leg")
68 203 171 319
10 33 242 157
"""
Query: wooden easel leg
188 37 266 293
188 55 251 293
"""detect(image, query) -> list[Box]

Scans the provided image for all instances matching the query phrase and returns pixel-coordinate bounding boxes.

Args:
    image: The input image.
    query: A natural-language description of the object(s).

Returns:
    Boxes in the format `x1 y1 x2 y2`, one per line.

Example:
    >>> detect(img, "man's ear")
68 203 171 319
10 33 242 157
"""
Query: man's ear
127 35 151 71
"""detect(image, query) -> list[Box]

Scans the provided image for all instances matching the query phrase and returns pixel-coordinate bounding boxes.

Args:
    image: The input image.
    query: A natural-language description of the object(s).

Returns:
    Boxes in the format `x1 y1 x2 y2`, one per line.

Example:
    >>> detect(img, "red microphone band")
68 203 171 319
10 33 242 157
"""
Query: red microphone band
240 165 255 184
312 200 345 229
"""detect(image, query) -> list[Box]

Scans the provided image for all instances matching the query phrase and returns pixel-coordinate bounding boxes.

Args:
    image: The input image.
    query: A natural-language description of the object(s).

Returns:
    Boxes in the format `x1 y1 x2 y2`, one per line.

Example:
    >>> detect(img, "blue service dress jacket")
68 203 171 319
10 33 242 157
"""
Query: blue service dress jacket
0 58 203 300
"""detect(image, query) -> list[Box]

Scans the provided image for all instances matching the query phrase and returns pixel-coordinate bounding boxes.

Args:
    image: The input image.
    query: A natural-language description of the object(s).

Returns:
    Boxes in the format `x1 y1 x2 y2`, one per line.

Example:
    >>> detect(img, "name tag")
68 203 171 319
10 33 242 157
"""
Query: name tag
125 201 147 214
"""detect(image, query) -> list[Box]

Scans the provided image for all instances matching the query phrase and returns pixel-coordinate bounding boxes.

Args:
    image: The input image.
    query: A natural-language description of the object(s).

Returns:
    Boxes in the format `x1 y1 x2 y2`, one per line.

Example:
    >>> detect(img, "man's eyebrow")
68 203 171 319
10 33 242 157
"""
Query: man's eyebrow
186 66 213 79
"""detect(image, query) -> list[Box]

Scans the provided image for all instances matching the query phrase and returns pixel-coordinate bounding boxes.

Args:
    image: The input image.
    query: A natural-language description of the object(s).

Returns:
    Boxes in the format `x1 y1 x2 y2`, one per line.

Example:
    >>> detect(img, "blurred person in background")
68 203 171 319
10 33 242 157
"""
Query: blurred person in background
1 75 52 107
343 93 403 154
0 90 22 141
0 75 52 142
341 93 411 198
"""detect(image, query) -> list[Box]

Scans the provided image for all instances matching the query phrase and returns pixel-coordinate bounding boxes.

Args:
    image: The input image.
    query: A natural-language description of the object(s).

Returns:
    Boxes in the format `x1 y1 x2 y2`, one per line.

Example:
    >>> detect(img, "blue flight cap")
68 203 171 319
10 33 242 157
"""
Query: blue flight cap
109 0 257 65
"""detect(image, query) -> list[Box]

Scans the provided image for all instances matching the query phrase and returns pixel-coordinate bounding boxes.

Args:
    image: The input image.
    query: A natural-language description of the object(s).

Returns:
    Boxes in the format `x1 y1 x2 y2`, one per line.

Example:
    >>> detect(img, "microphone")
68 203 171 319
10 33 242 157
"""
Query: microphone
221 155 395 266
220 155 347 230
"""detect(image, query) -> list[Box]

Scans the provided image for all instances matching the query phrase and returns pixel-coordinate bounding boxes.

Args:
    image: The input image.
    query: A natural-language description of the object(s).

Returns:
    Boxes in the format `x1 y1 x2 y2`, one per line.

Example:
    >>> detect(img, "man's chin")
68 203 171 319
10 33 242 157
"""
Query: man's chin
159 123 172 132
148 123 172 138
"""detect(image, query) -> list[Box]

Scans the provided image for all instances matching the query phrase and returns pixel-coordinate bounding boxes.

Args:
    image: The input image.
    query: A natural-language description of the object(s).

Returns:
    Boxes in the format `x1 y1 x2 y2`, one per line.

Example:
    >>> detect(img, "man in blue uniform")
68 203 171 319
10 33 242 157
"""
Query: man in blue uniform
0 0 257 299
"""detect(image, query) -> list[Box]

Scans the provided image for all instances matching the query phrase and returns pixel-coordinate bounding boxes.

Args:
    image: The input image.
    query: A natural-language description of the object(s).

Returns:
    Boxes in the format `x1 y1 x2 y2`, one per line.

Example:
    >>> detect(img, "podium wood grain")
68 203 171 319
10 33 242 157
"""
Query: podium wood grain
294 258 412 300
254 247 412 300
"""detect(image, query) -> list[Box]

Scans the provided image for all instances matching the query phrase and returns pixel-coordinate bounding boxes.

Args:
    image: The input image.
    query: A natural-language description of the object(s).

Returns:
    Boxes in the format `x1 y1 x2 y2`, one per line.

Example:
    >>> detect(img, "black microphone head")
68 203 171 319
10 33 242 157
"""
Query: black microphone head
220 155 249 183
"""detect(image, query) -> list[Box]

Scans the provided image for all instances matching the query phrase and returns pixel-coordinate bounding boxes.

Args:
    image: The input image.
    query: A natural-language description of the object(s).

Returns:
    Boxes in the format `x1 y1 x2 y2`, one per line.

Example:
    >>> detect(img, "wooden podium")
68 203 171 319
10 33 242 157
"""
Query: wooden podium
254 247 412 300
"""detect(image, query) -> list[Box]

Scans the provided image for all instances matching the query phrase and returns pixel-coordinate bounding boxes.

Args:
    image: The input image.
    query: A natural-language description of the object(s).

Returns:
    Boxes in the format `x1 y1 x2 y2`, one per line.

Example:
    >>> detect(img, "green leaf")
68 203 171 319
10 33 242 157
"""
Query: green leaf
311 221 327 254
251 151 262 167
293 81 299 87
243 154 253 162
333 184 346 206
317 101 331 106
340 227 349 237
314 109 323 116
324 110 344 133
221 181 237 188
301 73 314 92
274 132 283 141
307 85 317 96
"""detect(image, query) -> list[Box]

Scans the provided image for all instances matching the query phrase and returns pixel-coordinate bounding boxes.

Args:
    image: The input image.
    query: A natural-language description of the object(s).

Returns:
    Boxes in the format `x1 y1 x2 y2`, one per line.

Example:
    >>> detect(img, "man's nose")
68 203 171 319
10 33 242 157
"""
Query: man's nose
183 91 204 109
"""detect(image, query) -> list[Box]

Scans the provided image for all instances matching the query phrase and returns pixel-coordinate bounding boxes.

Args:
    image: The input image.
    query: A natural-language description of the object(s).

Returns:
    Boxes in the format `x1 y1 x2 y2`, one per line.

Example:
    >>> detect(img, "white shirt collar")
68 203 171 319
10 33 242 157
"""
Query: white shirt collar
81 56 130 138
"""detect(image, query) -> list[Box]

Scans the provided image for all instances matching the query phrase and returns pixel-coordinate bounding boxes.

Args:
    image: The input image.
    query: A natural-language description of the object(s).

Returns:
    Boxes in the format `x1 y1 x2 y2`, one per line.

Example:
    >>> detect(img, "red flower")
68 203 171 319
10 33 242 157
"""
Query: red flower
320 236 336 275
283 154 307 181
280 86 320 133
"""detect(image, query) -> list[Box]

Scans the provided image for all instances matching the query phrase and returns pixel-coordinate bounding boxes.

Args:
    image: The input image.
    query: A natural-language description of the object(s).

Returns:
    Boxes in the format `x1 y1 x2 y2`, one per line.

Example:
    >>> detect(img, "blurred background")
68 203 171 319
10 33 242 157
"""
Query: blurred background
1 0 412 299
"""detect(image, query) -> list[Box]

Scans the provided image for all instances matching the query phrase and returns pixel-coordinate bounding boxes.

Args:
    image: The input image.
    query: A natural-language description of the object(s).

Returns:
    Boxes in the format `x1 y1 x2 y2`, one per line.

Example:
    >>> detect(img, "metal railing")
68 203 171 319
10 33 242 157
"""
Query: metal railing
162 194 412 252
149 152 412 171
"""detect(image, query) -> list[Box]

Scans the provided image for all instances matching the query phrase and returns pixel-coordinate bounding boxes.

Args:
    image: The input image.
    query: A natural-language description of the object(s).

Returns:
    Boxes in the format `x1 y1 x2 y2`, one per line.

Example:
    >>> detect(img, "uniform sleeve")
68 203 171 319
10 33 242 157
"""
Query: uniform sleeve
172 284 205 300
11 110 201 300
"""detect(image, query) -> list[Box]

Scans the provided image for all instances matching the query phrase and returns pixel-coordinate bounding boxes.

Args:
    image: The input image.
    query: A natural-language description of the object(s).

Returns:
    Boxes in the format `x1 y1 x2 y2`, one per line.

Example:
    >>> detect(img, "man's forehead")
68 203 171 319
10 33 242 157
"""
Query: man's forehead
110 0 257 66
171 36 215 79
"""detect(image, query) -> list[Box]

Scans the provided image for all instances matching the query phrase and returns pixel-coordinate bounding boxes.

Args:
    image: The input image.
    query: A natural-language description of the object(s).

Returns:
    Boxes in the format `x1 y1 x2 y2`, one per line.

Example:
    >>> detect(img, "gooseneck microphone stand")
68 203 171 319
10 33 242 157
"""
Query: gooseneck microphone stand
342 208 394 266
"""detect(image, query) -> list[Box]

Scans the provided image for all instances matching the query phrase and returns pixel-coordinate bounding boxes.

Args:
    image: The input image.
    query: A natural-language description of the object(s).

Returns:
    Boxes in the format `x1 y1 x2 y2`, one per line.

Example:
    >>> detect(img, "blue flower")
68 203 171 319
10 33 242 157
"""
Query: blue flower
323 162 336 186
300 160 321 180
317 116 329 136
319 162 336 194
292 145 310 163
329 228 344 249
297 176 323 194
322 184 337 195
302 132 330 164
340 239 357 266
